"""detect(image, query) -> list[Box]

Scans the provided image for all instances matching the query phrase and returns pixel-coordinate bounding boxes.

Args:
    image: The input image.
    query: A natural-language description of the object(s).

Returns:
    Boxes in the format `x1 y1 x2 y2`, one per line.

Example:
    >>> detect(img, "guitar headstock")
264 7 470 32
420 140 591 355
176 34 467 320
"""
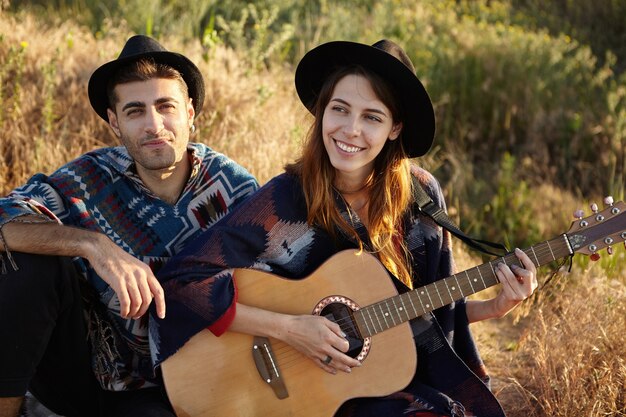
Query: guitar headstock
566 197 626 259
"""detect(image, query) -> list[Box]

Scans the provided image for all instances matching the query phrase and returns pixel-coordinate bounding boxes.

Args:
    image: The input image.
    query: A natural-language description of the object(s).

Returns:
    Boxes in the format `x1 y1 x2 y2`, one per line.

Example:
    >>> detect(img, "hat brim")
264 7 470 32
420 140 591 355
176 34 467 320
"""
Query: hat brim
88 51 205 122
295 41 435 158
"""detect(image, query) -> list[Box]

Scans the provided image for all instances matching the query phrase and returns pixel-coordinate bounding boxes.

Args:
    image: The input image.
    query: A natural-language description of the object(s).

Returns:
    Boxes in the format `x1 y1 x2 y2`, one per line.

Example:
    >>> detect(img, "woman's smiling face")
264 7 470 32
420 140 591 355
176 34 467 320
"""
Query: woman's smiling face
322 73 402 185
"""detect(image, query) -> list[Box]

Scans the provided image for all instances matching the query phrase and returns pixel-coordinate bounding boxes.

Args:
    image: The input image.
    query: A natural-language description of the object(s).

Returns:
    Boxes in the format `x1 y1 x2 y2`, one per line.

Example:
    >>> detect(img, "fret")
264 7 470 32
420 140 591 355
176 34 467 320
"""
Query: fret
396 297 405 322
443 279 455 304
413 289 427 313
465 270 476 292
398 294 411 321
365 307 379 335
484 263 499 286
476 265 488 288
473 267 486 288
488 262 498 282
391 297 402 323
378 300 391 328
532 242 542 260
374 303 385 330
374 304 386 331
546 240 556 260
385 299 398 327
376 303 388 330
452 274 465 297
361 309 370 335
432 280 445 308
355 311 371 337
400 294 417 320
422 287 434 310
406 291 419 317
442 277 454 303
529 246 540 267
458 272 471 294
391 297 402 324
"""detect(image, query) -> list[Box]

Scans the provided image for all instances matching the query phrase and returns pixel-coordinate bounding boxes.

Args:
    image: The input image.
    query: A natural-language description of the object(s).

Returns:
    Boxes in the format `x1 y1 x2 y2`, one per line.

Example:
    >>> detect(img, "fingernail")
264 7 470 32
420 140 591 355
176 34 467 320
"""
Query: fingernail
340 331 347 338
345 367 351 373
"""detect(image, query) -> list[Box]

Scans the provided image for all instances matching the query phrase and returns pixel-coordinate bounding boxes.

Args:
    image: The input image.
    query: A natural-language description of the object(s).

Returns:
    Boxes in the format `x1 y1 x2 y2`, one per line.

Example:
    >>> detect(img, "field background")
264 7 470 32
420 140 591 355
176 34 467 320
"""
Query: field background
1 0 625 415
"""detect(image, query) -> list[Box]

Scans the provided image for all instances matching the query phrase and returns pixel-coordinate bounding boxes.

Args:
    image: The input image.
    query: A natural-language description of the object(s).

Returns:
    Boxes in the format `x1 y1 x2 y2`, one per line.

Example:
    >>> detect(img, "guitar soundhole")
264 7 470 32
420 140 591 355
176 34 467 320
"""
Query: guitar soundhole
317 298 371 361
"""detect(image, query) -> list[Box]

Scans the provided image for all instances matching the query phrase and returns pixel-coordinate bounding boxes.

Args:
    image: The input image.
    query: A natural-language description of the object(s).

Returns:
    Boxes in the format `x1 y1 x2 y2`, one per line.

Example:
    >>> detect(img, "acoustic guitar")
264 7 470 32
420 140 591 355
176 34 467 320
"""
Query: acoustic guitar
162 201 626 417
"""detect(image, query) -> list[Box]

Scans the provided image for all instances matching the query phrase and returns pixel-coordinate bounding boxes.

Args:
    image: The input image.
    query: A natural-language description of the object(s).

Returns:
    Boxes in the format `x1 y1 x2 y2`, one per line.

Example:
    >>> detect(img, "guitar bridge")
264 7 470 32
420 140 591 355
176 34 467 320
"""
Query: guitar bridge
252 336 289 399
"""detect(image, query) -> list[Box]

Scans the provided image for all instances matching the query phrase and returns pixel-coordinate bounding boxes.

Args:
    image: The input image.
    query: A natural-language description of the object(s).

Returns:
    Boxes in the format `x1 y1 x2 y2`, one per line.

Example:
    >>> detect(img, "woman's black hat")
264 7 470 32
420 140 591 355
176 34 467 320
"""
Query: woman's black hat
295 40 435 158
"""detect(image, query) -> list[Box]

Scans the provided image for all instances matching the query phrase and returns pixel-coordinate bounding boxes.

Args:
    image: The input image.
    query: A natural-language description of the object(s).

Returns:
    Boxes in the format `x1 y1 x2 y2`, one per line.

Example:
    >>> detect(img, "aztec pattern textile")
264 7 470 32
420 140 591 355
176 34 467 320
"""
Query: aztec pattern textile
154 168 506 417
0 143 258 391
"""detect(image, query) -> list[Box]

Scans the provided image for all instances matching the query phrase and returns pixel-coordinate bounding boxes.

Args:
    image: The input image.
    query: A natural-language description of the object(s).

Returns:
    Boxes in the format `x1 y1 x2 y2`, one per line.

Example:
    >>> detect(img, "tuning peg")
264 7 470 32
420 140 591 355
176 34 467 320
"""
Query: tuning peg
590 253 601 261
590 203 599 213
604 196 614 206
574 209 585 219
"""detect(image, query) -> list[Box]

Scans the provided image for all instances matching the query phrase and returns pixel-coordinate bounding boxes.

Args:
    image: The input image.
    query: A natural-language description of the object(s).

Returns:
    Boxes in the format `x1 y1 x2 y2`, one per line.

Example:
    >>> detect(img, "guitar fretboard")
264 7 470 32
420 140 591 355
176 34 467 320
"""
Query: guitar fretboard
353 235 572 338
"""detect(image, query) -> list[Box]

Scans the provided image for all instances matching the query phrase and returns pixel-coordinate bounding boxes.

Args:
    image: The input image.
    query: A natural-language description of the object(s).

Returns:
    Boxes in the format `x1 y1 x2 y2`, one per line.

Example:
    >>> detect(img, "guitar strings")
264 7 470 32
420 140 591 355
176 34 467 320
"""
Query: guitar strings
309 244 564 336
255 242 568 373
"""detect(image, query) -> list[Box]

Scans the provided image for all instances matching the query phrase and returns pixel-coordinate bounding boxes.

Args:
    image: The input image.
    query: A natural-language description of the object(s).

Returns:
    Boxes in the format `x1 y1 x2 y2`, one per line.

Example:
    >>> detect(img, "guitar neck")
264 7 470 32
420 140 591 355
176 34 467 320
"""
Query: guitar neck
353 234 573 338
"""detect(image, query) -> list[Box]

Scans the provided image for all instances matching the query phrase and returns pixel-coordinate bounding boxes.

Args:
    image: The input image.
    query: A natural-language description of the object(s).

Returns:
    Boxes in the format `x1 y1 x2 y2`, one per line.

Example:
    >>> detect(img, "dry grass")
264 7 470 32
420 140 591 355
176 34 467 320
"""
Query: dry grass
1 11 625 417
0 13 301 194
467 255 626 417
192 44 306 184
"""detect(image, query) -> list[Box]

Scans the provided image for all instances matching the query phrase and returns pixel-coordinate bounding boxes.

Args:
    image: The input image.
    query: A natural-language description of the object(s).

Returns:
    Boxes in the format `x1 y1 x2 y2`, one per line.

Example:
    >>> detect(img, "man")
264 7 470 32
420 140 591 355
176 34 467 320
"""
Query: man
0 35 258 416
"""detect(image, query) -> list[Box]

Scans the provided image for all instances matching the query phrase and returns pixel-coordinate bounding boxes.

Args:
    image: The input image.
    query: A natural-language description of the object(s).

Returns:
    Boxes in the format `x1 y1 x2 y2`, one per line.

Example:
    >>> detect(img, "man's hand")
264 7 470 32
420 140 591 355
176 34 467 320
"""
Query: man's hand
85 234 166 320
1 220 166 320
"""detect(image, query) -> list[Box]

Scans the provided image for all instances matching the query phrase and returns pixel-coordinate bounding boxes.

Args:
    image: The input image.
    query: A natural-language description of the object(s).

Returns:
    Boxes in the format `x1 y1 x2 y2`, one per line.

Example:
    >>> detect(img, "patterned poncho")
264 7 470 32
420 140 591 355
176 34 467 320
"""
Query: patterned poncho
0 143 258 391
153 168 506 416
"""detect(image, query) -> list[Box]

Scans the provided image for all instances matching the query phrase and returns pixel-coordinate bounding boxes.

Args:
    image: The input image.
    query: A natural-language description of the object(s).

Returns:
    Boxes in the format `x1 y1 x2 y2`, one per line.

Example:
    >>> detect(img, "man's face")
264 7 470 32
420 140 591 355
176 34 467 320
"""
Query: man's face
107 78 194 179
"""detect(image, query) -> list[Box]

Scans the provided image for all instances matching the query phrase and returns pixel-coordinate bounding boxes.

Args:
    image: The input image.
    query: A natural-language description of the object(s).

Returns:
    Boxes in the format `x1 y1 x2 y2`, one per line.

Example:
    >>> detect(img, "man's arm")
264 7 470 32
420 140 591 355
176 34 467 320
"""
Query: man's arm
1 219 166 320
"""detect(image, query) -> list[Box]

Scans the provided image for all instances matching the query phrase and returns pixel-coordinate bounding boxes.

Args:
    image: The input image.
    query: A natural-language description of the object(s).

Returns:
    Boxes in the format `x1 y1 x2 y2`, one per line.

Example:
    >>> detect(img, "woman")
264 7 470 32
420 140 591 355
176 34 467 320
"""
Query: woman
152 40 537 417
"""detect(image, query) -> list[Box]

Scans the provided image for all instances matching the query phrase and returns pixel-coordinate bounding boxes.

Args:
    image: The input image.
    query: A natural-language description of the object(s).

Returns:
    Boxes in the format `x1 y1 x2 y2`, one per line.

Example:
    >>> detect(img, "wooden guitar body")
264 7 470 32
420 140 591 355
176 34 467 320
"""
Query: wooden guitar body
162 250 416 417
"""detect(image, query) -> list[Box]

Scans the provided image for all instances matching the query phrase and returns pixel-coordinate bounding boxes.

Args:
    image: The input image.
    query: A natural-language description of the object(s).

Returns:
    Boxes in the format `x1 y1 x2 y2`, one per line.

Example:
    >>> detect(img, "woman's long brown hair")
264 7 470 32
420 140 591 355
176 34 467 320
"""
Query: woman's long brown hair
286 66 416 288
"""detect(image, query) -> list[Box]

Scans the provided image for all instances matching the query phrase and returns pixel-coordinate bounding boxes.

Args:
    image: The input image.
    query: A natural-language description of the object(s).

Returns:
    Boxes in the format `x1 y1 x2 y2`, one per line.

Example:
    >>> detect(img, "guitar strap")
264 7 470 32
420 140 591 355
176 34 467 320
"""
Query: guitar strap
411 178 509 257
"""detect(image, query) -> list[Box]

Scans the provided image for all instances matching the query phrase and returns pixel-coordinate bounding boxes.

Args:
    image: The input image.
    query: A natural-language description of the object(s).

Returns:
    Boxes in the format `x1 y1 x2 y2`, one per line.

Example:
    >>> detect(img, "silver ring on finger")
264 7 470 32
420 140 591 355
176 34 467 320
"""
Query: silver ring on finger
323 355 332 365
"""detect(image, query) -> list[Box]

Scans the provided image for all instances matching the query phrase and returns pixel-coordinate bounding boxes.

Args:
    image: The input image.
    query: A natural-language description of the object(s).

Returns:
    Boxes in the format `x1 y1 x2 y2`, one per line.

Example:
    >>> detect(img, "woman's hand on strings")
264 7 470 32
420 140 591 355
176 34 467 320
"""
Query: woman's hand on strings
492 248 538 316
281 315 361 374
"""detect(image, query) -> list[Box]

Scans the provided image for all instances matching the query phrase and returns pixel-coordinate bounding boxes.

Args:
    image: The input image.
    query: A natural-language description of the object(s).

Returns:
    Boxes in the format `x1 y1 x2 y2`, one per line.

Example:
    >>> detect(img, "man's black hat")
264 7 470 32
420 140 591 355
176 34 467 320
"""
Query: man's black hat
88 35 205 122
